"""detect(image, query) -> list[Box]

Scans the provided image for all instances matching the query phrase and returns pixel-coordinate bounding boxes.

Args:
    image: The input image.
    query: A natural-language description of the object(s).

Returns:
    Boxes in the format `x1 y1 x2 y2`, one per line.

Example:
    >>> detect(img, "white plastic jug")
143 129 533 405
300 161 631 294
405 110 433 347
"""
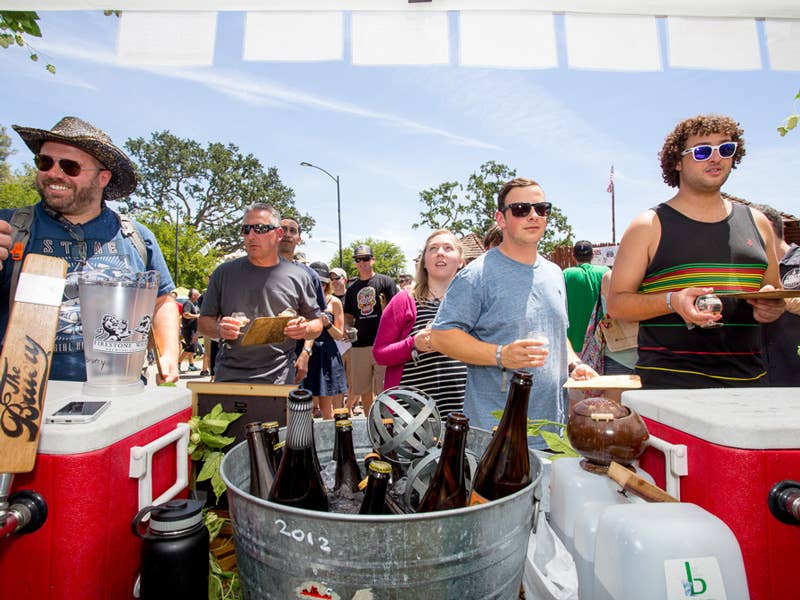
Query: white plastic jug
593 503 749 600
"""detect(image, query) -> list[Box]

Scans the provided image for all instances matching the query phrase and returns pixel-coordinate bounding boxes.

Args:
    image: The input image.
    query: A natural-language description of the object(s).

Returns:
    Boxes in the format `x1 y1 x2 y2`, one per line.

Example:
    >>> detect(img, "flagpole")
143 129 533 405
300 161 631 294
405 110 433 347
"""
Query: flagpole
608 165 616 244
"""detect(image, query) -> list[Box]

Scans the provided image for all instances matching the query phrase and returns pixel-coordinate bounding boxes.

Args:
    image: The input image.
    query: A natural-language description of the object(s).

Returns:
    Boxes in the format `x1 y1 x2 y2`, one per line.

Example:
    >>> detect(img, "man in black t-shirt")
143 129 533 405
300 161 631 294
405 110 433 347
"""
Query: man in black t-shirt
179 288 200 372
344 245 397 416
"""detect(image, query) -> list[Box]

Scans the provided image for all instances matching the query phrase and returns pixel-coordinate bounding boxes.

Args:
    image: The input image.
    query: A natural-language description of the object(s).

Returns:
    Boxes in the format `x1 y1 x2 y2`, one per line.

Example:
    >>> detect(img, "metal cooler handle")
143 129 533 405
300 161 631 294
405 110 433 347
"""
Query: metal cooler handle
644 434 688 500
129 423 190 511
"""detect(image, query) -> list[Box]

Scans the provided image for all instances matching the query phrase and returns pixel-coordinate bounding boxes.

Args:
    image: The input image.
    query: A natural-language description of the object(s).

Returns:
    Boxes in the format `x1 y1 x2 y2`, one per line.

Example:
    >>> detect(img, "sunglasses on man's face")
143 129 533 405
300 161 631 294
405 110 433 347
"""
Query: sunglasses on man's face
35 154 103 178
329 274 342 280
503 202 552 218
681 142 737 162
240 223 279 235
354 256 373 263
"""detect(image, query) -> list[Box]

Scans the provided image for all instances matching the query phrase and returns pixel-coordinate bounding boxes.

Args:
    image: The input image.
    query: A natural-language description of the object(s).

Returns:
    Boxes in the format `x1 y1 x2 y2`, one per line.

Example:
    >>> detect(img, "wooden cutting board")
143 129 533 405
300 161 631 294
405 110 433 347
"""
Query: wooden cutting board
0 255 67 473
563 374 642 390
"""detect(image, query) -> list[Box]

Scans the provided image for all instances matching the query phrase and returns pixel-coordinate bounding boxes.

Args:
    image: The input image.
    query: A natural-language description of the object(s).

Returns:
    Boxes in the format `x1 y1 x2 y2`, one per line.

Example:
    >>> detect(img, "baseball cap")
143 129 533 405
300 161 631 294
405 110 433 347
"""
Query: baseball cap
309 261 331 283
573 240 593 260
354 244 373 258
308 261 331 283
330 267 347 280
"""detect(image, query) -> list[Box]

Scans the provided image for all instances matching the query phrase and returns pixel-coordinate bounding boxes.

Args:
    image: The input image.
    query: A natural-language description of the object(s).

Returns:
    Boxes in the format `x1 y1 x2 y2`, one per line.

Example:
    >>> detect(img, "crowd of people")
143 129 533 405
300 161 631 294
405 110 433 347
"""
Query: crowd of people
0 112 795 440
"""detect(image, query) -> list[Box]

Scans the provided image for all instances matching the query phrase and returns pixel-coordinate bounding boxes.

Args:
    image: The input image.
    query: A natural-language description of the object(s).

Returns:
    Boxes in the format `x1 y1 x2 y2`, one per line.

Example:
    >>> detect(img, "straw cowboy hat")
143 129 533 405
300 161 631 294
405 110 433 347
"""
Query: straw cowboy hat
13 116 137 200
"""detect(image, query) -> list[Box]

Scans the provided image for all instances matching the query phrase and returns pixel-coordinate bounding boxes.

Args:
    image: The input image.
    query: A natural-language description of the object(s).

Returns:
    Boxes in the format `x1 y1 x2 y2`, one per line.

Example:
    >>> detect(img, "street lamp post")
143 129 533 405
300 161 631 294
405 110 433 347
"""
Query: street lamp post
300 161 342 269
174 204 180 284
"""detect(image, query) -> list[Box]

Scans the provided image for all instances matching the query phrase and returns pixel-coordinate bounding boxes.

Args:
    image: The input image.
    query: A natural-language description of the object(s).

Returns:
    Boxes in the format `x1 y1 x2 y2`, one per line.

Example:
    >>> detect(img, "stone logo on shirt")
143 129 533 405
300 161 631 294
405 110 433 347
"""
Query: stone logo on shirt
783 267 800 290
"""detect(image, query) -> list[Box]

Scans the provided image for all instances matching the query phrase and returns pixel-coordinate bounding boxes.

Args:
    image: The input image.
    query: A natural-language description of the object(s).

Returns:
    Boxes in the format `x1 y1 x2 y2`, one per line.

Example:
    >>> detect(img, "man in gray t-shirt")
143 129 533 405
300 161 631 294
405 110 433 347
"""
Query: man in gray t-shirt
199 204 322 383
432 177 597 448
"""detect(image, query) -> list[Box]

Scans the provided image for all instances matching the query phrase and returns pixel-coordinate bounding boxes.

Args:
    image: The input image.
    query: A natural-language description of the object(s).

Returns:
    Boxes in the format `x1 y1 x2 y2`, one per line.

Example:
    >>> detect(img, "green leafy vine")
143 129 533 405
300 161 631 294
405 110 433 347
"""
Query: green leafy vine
778 89 800 137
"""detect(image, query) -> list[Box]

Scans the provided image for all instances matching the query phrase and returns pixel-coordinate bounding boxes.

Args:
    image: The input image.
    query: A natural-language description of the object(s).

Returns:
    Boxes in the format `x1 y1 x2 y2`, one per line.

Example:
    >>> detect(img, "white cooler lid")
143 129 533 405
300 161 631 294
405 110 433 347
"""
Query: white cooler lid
622 387 800 450
39 381 192 454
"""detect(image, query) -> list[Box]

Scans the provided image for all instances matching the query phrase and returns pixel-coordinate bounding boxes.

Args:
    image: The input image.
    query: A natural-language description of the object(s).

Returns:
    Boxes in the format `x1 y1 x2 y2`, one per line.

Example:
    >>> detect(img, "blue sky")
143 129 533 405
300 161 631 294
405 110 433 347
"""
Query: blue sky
2 11 798 275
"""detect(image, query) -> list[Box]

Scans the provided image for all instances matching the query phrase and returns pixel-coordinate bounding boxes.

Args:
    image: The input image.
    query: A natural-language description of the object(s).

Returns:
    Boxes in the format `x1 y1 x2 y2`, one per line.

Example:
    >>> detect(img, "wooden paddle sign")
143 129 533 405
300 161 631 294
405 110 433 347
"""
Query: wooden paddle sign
0 254 67 473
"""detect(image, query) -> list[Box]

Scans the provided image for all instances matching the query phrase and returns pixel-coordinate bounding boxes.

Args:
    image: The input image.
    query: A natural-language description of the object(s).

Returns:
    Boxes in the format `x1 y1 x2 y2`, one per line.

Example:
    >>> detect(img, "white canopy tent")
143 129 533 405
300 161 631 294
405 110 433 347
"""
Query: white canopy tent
2 1 799 70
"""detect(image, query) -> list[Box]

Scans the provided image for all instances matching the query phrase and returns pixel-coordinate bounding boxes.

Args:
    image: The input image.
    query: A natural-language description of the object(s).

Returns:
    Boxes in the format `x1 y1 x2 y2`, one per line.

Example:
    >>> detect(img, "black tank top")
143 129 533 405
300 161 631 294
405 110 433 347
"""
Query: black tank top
637 202 768 388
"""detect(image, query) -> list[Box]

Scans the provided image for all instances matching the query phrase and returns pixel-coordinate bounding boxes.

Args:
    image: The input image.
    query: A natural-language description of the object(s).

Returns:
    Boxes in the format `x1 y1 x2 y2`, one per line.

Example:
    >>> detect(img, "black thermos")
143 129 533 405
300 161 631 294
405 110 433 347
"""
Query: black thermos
132 499 209 599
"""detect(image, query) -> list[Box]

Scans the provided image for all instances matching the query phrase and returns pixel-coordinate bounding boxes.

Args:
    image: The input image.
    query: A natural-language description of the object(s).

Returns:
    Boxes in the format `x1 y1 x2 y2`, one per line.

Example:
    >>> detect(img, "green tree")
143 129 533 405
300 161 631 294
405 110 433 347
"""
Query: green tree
124 131 313 256
334 238 407 281
0 124 13 165
133 208 223 290
414 160 573 255
0 11 55 73
0 164 38 209
414 160 515 235
538 209 574 257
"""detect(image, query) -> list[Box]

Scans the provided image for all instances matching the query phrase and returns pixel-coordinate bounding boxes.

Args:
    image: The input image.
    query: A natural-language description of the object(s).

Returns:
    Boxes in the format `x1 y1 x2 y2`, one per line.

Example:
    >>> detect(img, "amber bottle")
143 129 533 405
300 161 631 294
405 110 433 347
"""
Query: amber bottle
261 421 281 476
246 422 274 499
358 452 383 491
417 413 470 512
359 460 392 515
469 370 532 505
332 408 350 461
268 389 329 511
334 419 362 493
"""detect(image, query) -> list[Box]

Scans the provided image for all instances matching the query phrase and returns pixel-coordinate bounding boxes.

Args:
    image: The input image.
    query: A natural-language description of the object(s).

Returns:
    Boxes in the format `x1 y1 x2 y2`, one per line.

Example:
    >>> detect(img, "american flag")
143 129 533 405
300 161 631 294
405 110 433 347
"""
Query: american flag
607 165 614 194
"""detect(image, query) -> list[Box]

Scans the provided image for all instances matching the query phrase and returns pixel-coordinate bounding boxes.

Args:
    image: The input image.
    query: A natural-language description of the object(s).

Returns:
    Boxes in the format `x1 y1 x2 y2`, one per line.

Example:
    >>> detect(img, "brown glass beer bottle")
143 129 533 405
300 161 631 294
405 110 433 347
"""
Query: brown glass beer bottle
469 370 532 505
331 408 349 460
334 419 362 493
246 422 274 499
268 389 329 511
359 460 392 515
261 421 281 476
417 413 470 512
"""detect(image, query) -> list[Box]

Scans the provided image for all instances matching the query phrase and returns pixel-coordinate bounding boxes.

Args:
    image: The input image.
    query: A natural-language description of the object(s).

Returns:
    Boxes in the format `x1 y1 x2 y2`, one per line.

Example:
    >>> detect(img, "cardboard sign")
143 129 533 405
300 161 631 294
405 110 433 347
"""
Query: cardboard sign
240 316 293 346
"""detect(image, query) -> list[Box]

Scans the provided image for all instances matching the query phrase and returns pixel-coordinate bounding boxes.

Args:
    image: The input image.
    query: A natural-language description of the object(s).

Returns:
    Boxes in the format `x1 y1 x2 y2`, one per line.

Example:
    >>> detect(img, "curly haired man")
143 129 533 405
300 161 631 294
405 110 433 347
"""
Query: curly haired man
607 114 785 388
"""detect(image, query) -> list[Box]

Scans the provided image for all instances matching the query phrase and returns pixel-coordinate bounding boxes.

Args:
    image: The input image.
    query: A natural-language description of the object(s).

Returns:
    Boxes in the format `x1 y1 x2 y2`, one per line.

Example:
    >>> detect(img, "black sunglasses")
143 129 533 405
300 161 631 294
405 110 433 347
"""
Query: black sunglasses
35 154 103 178
503 202 552 218
354 256 373 263
240 223 279 235
329 274 342 280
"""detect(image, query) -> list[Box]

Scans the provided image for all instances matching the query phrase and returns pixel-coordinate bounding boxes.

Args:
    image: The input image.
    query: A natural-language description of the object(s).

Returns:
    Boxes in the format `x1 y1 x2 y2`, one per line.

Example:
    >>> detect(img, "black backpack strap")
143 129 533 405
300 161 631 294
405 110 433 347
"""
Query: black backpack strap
117 212 148 267
7 206 35 306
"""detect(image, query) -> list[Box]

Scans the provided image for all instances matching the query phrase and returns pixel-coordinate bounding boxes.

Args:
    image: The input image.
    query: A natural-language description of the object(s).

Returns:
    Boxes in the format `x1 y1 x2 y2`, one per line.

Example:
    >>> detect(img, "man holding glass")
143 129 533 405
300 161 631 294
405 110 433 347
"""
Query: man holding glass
0 116 178 384
431 178 595 448
607 115 784 389
198 204 322 383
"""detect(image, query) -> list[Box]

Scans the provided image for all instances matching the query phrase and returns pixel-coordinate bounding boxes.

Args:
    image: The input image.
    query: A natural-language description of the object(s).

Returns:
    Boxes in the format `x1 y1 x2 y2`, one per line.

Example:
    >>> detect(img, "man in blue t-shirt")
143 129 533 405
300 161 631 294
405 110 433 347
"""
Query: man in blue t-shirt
431 177 597 448
0 116 179 383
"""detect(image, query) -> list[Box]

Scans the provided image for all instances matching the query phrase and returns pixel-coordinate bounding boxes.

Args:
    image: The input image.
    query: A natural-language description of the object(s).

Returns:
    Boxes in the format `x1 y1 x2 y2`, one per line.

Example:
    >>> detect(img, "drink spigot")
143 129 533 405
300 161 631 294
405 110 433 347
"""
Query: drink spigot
0 473 13 517
769 480 800 525
0 489 48 538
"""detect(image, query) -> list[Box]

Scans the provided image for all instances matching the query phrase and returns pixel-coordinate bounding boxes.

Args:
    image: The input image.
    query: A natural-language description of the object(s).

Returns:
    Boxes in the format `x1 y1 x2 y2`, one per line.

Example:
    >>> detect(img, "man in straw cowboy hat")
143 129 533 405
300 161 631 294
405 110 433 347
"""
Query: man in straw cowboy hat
0 116 179 383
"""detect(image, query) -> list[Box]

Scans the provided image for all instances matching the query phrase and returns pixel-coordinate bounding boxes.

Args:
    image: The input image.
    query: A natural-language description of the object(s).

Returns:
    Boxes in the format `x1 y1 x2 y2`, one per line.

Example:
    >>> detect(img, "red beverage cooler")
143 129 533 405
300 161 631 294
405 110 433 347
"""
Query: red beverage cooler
0 381 192 600
623 388 800 600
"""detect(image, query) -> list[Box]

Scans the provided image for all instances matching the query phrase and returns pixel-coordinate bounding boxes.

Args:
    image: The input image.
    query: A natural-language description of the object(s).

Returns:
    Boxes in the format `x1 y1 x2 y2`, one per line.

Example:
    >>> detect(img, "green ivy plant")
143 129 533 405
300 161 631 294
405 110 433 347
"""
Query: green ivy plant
491 411 579 459
778 89 800 137
188 403 243 502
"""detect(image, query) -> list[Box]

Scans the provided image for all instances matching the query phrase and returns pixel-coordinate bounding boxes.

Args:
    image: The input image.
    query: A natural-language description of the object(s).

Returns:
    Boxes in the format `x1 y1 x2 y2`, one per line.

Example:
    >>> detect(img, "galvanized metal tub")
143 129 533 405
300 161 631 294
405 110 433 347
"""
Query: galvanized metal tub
220 419 542 600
